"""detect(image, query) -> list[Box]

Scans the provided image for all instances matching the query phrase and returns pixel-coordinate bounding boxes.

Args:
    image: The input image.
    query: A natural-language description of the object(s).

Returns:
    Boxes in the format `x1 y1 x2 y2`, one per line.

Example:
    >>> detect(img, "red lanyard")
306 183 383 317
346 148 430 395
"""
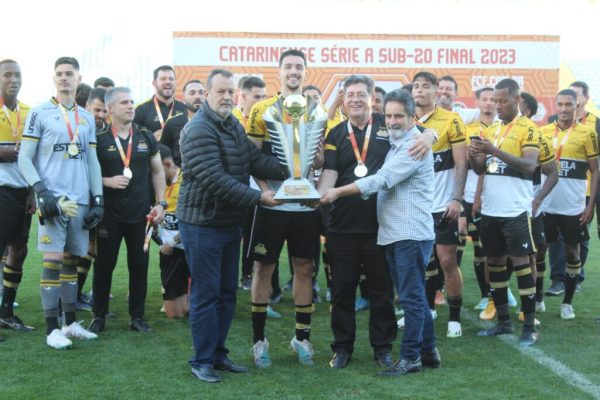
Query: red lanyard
55 98 79 144
153 96 174 130
553 122 575 162
111 125 133 169
347 116 372 166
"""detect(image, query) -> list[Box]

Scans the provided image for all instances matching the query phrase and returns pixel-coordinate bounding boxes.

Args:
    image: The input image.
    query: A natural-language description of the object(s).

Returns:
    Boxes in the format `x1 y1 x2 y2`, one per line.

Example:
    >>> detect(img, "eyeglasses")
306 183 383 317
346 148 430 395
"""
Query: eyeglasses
344 92 369 100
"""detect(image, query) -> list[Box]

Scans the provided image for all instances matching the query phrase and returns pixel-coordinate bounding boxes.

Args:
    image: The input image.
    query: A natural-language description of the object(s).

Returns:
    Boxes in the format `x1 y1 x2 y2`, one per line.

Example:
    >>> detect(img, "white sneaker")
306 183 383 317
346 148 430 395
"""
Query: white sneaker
47 329 73 350
508 288 517 308
397 317 405 329
397 309 437 329
536 301 546 313
251 338 272 368
474 297 489 310
560 303 575 320
290 337 314 366
447 321 462 338
62 321 98 340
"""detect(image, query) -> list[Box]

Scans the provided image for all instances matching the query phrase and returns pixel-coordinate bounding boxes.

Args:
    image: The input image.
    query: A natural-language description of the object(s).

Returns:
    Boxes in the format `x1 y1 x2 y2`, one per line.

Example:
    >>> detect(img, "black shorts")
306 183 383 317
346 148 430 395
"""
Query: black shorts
463 202 481 240
531 213 546 246
159 248 190 300
0 187 32 249
543 213 589 245
480 212 535 257
250 207 320 264
432 211 460 246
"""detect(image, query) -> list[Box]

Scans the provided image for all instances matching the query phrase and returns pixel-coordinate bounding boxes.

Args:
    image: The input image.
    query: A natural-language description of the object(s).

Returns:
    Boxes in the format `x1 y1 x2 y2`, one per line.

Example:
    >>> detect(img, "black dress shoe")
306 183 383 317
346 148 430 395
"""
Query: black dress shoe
374 351 394 368
421 348 441 368
378 358 422 377
214 358 249 373
130 318 153 333
191 366 222 383
329 352 351 369
477 320 513 337
88 317 105 333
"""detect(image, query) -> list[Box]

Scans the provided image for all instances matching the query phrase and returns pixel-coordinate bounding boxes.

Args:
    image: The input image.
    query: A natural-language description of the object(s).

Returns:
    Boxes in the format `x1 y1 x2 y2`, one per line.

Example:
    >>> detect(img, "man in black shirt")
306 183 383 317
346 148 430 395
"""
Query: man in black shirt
318 75 434 370
134 65 186 141
89 87 166 334
160 79 205 167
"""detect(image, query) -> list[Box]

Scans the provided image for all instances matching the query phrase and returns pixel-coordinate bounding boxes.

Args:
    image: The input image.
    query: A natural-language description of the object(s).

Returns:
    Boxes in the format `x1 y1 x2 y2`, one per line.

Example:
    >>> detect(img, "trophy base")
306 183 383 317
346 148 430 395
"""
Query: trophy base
274 177 320 202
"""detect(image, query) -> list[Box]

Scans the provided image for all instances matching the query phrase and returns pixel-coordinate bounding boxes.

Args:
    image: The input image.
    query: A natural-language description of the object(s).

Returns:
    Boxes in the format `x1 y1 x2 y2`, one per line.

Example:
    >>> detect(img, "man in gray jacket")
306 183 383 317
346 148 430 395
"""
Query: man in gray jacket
178 69 286 383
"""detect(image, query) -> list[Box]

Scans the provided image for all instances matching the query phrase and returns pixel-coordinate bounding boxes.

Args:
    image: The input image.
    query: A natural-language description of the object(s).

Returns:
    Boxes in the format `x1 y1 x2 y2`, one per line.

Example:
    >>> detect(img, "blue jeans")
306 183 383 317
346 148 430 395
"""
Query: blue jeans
180 222 242 368
385 240 435 361
548 234 587 283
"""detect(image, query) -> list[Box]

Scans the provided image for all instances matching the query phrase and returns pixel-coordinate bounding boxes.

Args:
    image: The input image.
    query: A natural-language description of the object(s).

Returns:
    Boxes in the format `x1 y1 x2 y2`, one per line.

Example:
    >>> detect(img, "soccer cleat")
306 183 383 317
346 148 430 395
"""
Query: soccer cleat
545 281 564 296
47 329 73 349
290 337 315 366
479 299 496 320
435 290 446 305
62 321 98 340
517 312 540 326
355 297 369 311
535 301 546 313
507 288 517 308
477 320 513 336
474 297 489 311
251 338 272 368
446 321 462 338
266 306 282 319
560 303 575 320
0 315 35 332
519 328 538 346
241 276 252 291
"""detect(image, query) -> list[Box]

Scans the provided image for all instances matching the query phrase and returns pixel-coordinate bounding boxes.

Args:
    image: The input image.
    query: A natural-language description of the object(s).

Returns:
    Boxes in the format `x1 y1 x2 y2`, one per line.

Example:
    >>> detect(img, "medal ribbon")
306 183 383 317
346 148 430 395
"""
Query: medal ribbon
415 108 436 125
0 97 21 144
153 96 174 130
489 115 518 167
347 116 372 166
55 98 79 146
111 125 133 169
553 122 575 163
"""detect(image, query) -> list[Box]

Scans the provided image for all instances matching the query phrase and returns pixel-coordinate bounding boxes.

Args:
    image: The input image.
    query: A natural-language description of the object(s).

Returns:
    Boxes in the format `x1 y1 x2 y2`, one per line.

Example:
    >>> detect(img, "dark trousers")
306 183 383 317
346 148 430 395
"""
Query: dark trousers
180 222 241 368
385 240 435 360
93 219 148 319
327 233 396 355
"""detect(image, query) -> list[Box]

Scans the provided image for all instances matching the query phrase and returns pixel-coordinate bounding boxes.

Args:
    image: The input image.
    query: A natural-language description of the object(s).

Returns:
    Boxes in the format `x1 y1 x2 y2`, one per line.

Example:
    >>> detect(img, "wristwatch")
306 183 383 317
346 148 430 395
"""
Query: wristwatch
158 200 168 209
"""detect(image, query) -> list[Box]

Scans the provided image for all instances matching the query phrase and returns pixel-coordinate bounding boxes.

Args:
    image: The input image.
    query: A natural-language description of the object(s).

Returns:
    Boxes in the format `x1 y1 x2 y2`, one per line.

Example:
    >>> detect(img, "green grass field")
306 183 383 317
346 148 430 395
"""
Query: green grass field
1 220 600 400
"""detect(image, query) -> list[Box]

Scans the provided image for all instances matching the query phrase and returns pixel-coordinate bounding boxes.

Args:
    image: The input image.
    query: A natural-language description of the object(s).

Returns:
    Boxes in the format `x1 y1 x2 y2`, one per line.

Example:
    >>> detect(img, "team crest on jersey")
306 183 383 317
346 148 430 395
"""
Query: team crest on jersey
254 243 267 255
137 141 148 151
40 235 52 244
376 128 389 137
78 118 88 126
107 145 116 152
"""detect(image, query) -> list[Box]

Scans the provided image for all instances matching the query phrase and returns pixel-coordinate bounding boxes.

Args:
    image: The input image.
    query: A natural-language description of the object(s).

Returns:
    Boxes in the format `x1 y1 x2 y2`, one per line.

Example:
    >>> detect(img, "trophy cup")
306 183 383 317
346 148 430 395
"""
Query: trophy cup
263 95 327 202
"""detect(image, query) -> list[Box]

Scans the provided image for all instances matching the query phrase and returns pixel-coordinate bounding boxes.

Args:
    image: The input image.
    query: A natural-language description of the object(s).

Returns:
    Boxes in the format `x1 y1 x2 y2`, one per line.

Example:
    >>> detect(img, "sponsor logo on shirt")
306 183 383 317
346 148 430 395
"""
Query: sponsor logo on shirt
137 140 148 151
254 243 267 255
107 145 116 152
40 235 52 244
376 128 389 138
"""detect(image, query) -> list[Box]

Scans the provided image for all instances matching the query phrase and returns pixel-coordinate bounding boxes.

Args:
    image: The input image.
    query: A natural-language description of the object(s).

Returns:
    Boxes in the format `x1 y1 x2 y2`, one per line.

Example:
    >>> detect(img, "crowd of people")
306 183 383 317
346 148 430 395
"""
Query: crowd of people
0 48 598 383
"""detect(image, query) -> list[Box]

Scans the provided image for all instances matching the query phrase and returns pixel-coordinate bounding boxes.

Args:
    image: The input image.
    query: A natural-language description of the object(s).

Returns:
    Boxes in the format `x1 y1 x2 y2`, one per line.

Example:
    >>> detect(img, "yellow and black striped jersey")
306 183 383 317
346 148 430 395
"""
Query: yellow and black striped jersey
540 121 599 216
417 106 466 212
481 115 540 217
0 100 29 188
464 120 489 203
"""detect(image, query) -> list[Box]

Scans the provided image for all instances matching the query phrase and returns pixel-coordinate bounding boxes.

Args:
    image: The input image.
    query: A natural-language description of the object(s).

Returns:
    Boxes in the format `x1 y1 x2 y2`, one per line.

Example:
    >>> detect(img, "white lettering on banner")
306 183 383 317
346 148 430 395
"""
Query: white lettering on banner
173 38 559 69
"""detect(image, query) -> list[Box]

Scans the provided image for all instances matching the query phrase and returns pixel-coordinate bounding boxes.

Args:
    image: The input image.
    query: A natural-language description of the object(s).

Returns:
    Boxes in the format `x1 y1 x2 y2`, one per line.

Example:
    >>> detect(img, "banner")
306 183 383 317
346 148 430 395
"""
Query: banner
173 32 560 122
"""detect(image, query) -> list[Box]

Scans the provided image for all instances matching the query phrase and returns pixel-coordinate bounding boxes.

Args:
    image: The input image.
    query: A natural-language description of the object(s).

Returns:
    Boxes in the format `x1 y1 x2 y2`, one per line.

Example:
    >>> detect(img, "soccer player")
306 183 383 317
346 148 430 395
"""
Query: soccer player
372 86 386 114
519 92 538 120
539 89 598 319
18 56 103 349
157 144 189 319
94 77 115 90
406 72 467 338
134 65 186 141
160 79 205 167
88 87 166 334
233 76 266 131
247 49 322 366
0 59 36 336
75 83 92 108
468 78 541 346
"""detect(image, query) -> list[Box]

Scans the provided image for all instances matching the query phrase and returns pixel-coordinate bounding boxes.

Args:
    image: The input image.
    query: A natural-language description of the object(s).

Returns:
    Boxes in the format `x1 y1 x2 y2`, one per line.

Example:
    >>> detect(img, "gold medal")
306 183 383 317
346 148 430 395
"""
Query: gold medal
68 143 79 156
488 160 498 173
354 163 368 177
123 167 133 179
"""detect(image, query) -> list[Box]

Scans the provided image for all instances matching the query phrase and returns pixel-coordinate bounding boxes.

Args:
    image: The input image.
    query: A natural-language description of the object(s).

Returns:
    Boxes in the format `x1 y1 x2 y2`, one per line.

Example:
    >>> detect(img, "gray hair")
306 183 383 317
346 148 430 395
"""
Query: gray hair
383 89 416 118
343 74 374 94
105 87 132 106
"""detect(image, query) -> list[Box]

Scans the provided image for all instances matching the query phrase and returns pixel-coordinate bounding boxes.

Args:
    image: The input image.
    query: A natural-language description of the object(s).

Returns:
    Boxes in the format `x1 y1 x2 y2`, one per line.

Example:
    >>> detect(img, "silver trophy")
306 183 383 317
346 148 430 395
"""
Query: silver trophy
263 95 327 202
